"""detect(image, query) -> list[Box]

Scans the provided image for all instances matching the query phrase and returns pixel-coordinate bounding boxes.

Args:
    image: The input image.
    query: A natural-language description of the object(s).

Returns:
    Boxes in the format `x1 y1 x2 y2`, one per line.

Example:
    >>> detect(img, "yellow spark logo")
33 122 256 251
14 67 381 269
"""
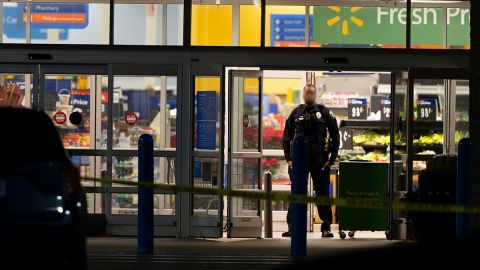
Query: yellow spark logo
326 6 364 36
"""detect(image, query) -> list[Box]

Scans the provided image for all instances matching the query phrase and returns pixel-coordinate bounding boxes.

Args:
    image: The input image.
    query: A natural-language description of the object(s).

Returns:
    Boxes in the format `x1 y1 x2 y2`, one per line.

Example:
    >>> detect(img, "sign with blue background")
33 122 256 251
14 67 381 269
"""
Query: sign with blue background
26 3 89 29
196 91 217 150
270 14 313 46
195 91 218 178
3 6 69 40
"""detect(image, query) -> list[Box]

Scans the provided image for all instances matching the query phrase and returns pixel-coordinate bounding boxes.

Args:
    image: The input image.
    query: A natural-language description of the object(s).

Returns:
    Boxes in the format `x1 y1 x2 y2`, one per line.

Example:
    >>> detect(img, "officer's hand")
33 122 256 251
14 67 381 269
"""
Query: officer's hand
322 161 333 171
288 161 293 168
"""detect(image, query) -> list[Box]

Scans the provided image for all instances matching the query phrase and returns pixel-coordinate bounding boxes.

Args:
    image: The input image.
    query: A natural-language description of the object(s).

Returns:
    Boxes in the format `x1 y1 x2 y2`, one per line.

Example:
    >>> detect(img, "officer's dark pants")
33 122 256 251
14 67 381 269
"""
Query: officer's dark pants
286 153 332 232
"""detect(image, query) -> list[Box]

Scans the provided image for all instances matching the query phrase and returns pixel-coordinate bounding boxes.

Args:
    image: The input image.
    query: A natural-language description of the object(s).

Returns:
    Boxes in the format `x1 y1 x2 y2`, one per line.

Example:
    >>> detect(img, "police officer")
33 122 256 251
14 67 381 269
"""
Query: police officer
281 84 340 238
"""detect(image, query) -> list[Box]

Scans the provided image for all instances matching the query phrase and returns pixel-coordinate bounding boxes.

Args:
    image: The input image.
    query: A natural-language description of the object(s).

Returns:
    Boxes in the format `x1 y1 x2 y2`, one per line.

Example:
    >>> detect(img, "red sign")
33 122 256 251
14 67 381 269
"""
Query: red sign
53 111 67 125
101 92 108 103
125 112 138 126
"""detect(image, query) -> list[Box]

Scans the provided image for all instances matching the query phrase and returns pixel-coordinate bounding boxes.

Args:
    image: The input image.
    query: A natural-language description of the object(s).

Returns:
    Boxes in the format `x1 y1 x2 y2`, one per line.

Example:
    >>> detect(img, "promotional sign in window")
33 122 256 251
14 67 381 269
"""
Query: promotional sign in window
3 5 69 40
196 91 217 150
195 91 217 179
270 14 318 47
25 3 89 29
313 6 470 47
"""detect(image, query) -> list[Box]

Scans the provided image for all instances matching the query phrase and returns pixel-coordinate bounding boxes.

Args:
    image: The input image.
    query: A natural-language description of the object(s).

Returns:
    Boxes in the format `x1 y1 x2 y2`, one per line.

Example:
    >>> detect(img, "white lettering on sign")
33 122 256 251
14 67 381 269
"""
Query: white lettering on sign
376 7 466 26
72 99 88 106
447 8 460 25
351 107 365 118
34 5 60 12
53 111 67 125
461 9 470 25
424 8 437 25
348 99 364 105
412 8 422 25
377 8 390 24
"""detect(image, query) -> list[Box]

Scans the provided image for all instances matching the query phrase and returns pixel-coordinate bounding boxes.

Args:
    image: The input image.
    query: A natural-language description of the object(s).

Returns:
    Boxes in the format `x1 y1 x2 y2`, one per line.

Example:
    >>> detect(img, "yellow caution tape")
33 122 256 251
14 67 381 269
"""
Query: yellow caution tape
81 176 480 214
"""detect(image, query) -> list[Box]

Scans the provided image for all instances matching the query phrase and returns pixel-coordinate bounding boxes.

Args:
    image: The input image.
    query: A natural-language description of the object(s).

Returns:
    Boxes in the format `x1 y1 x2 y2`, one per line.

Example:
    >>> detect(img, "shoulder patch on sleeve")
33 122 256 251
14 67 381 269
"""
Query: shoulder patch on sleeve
329 111 336 119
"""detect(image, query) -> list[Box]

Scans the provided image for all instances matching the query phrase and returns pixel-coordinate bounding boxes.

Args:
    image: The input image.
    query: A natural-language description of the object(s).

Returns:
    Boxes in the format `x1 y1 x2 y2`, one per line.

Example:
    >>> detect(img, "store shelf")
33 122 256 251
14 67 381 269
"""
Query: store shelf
340 119 468 130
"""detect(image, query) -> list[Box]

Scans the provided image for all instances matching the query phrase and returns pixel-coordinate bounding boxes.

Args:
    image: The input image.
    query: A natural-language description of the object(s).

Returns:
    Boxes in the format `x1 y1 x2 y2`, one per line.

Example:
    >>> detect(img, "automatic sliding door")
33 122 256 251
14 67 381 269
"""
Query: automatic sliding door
107 65 179 236
227 70 263 238
40 66 108 218
190 74 224 238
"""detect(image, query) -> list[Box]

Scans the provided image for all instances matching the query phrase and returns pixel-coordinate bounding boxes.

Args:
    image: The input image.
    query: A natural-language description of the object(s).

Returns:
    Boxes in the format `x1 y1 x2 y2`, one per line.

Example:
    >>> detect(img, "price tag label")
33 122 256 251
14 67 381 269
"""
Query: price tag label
339 128 353 150
348 98 367 119
380 98 391 121
416 99 437 121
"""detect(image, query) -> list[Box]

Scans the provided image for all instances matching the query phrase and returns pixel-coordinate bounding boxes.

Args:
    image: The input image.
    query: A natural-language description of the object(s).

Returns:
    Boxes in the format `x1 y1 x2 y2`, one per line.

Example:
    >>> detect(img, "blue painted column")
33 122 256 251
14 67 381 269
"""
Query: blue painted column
291 135 309 257
457 138 473 239
138 134 154 255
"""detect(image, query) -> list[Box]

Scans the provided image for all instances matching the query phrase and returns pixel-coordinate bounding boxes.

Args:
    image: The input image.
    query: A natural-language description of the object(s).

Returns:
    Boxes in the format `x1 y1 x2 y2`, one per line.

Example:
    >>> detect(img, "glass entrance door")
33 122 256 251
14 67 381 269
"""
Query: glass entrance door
227 70 263 238
0 66 36 109
407 69 470 192
190 67 224 238
40 65 108 217
36 65 180 236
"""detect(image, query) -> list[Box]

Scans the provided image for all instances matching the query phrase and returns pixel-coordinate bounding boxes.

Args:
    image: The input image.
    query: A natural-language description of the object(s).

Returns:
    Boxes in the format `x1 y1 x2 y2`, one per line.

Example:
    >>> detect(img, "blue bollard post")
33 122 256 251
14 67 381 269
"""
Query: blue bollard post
138 134 154 255
291 136 309 257
456 138 473 240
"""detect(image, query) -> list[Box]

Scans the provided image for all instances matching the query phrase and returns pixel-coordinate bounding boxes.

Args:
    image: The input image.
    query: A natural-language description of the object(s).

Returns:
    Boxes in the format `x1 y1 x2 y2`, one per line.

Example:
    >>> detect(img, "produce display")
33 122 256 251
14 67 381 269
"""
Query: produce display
413 133 443 146
337 151 387 162
352 131 390 145
353 131 468 147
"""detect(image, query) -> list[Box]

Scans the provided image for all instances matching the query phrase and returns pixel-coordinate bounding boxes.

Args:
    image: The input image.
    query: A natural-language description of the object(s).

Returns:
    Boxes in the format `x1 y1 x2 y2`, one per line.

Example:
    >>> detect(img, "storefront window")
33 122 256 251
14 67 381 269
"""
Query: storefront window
191 3 232 46
191 1 261 46
262 74 304 149
194 76 221 150
446 8 470 49
312 5 406 48
112 76 177 150
0 73 33 108
111 193 175 215
240 4 261 46
114 2 183 45
265 4 307 47
409 7 470 49
193 157 221 216
455 80 469 151
19 2 109 44
44 74 95 148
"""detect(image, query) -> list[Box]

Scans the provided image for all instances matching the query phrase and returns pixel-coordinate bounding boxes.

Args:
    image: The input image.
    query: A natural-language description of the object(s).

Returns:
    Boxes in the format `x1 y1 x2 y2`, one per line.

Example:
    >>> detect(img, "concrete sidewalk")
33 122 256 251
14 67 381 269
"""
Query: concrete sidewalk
88 236 403 257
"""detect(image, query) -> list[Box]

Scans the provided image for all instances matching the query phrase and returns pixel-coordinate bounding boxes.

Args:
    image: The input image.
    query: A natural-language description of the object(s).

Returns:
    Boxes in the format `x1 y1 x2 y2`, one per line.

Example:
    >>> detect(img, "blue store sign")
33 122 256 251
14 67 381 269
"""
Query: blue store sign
196 91 217 150
3 5 69 40
270 14 313 46
26 3 89 29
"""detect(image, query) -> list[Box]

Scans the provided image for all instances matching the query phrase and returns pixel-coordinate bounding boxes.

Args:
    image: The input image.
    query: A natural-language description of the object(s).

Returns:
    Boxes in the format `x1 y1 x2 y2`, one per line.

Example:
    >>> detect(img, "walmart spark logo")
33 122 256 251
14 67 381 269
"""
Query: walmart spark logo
326 6 364 36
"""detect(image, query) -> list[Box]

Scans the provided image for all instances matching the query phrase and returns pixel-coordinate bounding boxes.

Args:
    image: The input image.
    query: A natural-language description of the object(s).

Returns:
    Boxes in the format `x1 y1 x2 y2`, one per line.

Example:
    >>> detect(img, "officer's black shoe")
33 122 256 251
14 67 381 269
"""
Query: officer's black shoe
322 231 334 238
282 232 291 237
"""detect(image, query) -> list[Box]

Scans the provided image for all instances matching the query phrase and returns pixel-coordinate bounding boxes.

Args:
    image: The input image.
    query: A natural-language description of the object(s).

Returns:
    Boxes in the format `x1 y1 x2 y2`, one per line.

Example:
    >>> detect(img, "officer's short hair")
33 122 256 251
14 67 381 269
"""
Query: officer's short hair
303 84 316 91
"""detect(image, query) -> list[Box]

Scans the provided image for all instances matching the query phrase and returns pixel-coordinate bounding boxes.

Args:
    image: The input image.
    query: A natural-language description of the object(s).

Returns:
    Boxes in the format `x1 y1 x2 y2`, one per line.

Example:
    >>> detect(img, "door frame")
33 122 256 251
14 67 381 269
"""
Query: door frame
406 68 470 192
104 64 181 236
189 64 225 238
227 69 264 238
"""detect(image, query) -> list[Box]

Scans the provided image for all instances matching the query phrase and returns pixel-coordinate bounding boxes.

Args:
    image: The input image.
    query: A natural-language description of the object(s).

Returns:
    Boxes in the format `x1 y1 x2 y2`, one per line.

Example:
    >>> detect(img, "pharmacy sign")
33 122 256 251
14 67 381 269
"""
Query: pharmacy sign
313 6 470 46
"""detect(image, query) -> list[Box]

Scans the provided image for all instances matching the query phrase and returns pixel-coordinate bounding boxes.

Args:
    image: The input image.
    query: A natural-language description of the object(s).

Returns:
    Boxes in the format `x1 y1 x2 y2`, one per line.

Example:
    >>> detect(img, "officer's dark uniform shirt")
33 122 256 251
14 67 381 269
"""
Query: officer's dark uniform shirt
282 103 340 163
